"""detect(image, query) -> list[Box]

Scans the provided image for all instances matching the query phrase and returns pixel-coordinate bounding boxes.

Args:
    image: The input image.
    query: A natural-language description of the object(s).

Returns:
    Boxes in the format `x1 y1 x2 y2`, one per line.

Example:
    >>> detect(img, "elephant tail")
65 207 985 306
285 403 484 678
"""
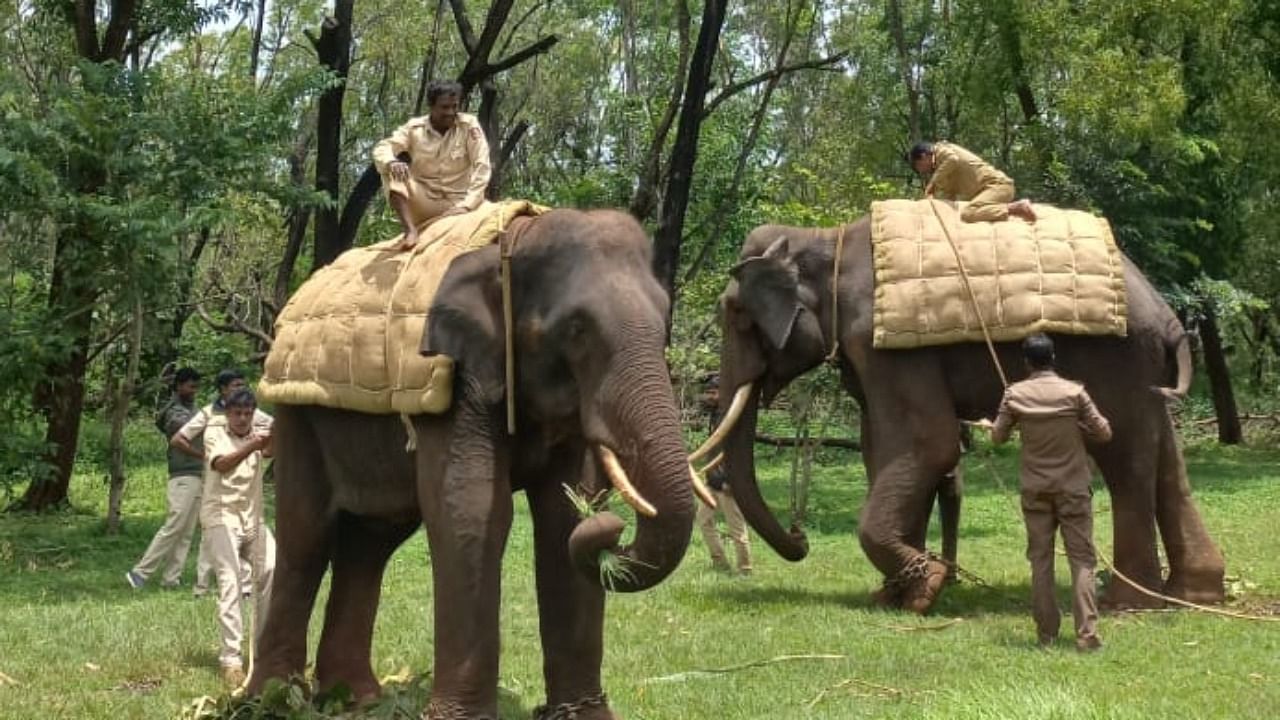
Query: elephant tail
1151 330 1192 402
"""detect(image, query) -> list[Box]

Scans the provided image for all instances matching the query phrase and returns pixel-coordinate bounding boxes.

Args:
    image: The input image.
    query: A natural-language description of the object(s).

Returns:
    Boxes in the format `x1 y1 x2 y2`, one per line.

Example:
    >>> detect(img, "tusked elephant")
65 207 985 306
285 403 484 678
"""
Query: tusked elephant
700 218 1225 614
247 209 700 720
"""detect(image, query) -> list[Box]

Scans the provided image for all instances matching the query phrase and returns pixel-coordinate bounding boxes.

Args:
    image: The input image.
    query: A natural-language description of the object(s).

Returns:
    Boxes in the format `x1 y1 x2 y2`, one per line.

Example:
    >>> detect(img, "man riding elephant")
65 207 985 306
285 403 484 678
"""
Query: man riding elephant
908 141 1036 223
373 80 492 251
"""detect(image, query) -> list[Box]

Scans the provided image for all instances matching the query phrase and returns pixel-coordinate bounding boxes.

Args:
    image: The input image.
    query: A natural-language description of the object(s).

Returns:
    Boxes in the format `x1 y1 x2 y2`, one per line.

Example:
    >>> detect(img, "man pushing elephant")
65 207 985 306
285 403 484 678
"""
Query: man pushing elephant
976 334 1111 651
908 140 1036 223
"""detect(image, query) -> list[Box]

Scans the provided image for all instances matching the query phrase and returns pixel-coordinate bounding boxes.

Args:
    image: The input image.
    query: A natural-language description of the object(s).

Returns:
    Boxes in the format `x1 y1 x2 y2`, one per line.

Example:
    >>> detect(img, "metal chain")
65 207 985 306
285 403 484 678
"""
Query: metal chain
532 692 609 720
421 699 492 720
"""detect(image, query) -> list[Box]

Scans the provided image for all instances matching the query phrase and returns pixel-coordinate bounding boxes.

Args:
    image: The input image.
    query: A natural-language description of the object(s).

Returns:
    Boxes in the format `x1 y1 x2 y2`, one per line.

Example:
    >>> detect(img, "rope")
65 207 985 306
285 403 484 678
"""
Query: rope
825 225 847 363
499 207 517 435
928 199 1009 388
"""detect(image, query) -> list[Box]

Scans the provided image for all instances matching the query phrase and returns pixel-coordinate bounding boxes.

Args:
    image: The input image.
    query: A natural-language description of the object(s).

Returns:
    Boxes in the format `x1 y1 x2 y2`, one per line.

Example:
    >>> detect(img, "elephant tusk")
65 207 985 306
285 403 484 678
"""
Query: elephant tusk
689 463 718 510
699 451 726 476
594 445 658 518
688 382 753 463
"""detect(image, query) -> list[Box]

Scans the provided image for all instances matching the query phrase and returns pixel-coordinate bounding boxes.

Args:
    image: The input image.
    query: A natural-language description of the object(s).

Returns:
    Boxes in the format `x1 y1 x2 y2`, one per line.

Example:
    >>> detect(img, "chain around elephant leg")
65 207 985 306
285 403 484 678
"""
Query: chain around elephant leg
532 691 611 720
897 552 949 614
421 699 494 720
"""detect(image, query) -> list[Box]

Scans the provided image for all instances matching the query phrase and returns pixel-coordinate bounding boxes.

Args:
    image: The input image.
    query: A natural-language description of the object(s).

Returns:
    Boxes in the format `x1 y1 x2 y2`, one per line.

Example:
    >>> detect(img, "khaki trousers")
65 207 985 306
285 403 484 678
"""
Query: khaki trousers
960 181 1015 222
385 175 456 229
696 488 752 572
130 474 211 586
206 522 276 668
1021 490 1100 645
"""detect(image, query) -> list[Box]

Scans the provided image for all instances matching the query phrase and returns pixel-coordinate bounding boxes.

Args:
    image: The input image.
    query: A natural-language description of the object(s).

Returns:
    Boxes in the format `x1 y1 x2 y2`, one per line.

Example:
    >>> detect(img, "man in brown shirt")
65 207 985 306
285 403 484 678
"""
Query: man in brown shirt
908 141 1036 223
979 333 1111 651
372 80 492 251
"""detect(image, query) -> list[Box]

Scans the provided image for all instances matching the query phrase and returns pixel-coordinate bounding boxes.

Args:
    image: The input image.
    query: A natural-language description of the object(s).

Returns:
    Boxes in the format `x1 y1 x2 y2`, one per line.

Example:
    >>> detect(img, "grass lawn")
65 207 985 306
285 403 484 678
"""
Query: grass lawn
1 422 1278 719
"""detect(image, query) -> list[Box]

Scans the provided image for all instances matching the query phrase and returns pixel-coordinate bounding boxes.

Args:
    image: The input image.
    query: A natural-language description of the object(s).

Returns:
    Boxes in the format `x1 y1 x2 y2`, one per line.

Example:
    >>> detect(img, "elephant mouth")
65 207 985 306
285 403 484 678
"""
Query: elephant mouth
593 444 717 517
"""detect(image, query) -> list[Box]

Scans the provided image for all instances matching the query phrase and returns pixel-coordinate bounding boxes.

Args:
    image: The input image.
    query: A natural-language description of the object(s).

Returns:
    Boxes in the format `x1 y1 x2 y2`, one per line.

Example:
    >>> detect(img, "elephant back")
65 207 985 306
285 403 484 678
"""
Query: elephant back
869 199 1127 350
259 200 548 414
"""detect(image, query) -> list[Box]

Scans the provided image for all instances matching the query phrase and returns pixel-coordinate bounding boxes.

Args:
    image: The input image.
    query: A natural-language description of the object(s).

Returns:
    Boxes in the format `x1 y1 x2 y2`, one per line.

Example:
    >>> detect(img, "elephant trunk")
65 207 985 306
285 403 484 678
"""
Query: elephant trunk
722 382 810 561
568 355 694 592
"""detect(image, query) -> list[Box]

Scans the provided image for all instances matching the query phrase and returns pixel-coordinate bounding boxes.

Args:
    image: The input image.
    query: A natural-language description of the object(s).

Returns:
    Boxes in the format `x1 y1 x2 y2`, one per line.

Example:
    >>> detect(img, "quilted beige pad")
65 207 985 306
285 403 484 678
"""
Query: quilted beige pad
259 200 547 414
870 199 1127 350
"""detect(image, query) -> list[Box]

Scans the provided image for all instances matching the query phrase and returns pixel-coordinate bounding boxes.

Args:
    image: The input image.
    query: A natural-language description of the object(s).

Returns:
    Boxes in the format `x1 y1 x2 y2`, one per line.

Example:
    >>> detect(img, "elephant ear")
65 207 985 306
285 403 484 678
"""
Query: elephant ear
730 235 802 350
421 245 506 405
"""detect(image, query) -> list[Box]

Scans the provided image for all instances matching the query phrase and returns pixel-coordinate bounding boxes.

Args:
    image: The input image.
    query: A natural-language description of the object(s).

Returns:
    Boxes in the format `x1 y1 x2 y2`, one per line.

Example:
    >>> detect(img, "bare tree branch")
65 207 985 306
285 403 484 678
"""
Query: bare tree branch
195 301 275 348
488 34 559 76
701 52 847 118
449 0 479 54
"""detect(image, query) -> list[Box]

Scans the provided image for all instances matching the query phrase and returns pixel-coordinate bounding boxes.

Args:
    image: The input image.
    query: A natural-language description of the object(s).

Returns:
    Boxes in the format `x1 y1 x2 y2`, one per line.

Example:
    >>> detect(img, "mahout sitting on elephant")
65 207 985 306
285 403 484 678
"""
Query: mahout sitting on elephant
699 210 1225 614
247 209 698 720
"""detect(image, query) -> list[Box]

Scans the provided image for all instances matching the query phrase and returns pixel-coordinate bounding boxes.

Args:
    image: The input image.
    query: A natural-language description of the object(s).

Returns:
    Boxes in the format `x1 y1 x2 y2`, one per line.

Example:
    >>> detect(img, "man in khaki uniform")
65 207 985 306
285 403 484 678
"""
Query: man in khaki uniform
372 80 492 251
908 141 1036 223
978 334 1111 651
695 377 752 575
201 388 275 688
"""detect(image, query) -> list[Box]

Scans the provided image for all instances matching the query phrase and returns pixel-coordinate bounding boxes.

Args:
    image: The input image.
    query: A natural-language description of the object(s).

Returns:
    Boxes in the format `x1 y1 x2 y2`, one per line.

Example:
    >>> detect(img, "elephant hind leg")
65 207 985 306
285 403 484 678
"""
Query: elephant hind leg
1154 416 1225 604
1091 441 1164 610
315 513 418 703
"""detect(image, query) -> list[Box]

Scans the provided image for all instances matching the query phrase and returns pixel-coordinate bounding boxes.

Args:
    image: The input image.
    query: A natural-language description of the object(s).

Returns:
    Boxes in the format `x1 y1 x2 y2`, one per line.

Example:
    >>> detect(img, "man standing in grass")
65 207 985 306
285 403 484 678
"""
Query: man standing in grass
695 375 752 576
201 388 275 689
977 334 1111 651
125 367 212 590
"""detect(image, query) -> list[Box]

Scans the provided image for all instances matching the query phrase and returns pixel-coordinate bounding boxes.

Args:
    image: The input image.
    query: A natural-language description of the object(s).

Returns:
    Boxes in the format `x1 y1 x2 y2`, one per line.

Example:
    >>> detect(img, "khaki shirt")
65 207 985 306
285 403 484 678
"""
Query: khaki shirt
200 418 266 532
927 142 1013 200
176 402 273 443
372 112 492 212
992 370 1112 495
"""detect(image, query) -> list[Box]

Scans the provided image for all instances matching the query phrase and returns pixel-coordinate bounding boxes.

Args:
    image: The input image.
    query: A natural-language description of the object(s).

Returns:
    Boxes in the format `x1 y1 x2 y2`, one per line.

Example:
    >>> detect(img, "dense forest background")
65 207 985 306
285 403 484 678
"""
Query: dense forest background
3 0 1278 512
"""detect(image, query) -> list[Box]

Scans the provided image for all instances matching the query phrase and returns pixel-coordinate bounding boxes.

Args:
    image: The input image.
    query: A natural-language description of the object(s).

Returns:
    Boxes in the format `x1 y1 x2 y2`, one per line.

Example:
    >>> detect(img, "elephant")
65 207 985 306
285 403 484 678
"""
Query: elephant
702 218 1226 614
247 209 700 720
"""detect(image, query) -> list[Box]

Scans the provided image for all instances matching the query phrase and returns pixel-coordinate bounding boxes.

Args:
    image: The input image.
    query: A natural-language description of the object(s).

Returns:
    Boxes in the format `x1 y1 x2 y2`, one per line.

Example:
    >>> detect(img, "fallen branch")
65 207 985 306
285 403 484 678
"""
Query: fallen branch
872 618 963 632
1186 414 1280 427
756 433 859 450
642 653 846 684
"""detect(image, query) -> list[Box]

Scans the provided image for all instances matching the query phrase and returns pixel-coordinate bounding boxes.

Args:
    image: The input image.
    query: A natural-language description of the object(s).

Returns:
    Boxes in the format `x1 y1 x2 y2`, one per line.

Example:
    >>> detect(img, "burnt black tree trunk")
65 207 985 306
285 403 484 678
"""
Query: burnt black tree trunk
1200 306 1243 444
652 0 728 308
309 2 354 272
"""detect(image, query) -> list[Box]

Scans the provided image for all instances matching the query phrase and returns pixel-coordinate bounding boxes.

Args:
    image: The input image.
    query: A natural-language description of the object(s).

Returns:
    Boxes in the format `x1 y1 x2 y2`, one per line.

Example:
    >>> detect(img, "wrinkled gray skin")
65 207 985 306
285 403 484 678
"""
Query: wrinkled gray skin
717 219 1225 612
248 210 694 720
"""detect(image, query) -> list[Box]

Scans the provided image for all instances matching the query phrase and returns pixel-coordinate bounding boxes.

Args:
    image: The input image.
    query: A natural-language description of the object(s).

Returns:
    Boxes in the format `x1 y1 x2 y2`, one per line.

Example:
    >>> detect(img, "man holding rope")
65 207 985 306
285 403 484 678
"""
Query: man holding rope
974 334 1111 651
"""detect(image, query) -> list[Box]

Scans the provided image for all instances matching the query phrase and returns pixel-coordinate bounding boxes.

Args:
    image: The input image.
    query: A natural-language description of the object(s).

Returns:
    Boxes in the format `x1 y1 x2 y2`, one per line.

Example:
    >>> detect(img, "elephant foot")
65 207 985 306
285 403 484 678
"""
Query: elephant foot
317 676 381 707
1163 575 1226 606
534 692 615 720
1099 578 1165 611
900 558 948 615
869 583 903 609
422 698 496 720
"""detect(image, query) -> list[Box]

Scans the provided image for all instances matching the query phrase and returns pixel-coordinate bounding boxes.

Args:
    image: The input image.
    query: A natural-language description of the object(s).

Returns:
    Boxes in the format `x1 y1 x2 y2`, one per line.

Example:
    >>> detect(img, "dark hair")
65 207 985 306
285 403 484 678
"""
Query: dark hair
906 141 934 163
223 388 257 410
1022 333 1055 369
173 367 201 385
426 80 463 107
215 369 245 389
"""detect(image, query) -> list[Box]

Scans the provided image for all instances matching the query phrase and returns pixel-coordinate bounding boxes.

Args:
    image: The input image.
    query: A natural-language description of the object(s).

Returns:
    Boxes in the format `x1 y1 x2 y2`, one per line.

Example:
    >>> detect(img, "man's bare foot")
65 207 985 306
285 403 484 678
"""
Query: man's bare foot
1008 199 1037 221
396 231 419 252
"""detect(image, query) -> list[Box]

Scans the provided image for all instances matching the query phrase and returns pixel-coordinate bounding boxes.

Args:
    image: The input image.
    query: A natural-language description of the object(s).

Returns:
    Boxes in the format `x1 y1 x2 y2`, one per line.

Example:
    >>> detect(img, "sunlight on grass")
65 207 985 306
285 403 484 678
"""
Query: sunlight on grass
1 421 1278 718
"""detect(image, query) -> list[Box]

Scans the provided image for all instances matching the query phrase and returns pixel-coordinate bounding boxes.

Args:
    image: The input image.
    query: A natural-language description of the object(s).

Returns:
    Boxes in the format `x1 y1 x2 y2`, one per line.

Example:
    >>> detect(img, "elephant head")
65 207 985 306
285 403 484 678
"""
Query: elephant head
696 227 848 562
423 209 695 591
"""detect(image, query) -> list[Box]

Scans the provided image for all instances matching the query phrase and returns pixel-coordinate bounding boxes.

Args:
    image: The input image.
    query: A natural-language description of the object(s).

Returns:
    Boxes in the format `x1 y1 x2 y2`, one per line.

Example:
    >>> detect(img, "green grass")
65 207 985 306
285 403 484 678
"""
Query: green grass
2 423 1279 719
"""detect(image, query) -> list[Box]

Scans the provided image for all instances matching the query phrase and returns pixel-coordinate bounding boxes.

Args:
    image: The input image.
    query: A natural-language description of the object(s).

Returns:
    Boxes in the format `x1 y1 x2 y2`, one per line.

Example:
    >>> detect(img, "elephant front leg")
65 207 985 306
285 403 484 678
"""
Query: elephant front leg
525 458 618 720
859 454 952 615
1153 416 1225 604
314 513 418 702
416 403 513 720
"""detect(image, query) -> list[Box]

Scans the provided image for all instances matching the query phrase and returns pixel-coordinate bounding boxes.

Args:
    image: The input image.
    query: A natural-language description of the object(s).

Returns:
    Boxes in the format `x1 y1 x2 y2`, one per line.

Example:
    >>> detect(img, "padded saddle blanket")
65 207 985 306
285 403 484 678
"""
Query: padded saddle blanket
870 199 1127 350
259 200 548 414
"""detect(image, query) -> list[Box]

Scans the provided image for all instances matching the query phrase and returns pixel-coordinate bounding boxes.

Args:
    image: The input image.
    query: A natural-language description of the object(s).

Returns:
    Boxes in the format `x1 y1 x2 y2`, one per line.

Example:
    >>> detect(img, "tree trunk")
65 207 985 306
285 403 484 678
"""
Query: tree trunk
992 0 1039 123
652 0 727 308
310 2 354 272
886 0 923 140
628 0 691 222
1200 307 1242 444
106 298 144 534
17 227 97 511
249 0 267 81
